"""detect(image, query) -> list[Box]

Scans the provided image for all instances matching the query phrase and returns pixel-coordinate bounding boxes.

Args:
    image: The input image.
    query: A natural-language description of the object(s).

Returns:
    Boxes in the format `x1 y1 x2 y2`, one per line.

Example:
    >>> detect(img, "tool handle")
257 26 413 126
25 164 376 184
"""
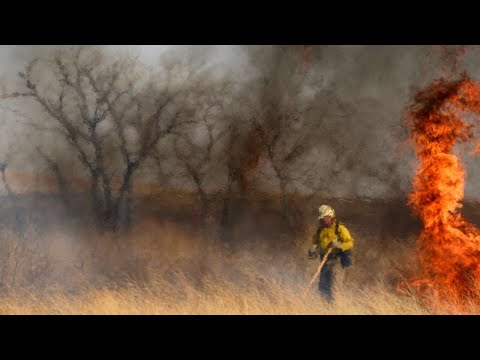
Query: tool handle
303 247 333 297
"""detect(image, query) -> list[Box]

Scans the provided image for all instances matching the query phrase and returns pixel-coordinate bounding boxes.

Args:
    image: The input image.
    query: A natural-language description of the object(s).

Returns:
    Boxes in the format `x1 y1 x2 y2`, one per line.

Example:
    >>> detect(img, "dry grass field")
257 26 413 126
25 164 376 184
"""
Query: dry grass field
0 192 478 314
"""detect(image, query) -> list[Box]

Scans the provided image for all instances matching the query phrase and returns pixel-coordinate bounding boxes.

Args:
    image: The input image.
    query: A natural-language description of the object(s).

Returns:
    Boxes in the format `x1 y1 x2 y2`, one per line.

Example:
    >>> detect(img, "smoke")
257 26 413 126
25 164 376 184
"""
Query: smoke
233 45 425 199
3 45 480 200
246 45 480 200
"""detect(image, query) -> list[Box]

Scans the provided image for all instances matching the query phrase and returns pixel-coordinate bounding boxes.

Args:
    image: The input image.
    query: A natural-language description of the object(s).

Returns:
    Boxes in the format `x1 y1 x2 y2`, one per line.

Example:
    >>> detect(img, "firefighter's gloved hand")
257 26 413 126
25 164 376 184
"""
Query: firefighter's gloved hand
308 248 318 260
330 240 343 249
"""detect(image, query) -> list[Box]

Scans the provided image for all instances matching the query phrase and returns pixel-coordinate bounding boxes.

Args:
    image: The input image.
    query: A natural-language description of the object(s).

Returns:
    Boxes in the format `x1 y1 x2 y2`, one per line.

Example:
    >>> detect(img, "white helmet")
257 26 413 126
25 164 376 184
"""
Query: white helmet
318 205 335 220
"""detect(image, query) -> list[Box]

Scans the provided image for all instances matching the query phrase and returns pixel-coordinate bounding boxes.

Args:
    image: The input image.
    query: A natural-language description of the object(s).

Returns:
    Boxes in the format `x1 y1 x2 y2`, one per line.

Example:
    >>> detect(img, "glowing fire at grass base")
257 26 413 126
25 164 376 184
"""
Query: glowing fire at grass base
402 74 480 310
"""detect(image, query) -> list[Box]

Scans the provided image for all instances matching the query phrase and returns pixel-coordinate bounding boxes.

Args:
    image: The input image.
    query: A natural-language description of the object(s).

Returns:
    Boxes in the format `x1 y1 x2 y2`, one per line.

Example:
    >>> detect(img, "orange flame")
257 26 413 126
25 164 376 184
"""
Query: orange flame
404 73 480 310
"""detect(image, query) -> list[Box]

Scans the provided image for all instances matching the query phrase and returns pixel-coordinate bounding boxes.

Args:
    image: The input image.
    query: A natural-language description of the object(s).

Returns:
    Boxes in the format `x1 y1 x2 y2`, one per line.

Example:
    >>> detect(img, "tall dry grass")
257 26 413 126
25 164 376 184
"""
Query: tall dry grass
0 218 446 315
0 277 429 315
0 193 478 315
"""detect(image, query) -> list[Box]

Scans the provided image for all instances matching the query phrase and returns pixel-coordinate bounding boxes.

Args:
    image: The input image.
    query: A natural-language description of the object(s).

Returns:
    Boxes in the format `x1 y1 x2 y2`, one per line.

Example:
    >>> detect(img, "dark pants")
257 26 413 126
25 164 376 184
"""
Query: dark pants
318 251 352 302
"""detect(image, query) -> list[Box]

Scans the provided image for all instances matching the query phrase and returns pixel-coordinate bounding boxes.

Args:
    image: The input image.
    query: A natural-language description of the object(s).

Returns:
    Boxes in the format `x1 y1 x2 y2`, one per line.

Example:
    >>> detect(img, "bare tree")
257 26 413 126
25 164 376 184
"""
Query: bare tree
224 47 318 230
206 46 316 246
172 96 228 226
220 46 361 238
3 46 200 232
253 114 310 223
215 114 266 246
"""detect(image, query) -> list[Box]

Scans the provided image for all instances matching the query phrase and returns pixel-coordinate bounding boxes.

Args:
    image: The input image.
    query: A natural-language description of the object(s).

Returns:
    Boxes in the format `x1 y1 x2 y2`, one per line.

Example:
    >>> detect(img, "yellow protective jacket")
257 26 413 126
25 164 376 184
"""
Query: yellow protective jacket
311 219 354 255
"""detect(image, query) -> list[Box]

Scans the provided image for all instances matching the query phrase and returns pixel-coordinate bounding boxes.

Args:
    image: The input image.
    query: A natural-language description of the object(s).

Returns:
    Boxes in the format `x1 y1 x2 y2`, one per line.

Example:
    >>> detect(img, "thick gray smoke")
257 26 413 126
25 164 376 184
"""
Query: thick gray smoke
2 45 480 200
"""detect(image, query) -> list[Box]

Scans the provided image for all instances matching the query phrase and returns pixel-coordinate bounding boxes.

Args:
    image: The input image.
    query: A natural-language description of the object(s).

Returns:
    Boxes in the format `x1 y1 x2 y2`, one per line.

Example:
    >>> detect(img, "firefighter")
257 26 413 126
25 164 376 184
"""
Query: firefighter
307 205 354 301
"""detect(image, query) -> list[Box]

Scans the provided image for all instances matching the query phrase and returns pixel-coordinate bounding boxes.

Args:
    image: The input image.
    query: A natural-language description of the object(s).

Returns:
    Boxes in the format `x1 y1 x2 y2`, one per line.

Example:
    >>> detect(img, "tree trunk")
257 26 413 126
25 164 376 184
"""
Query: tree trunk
111 164 135 233
280 181 289 220
198 187 209 220
124 181 133 233
102 178 113 226
90 173 105 231
197 188 211 242
272 166 291 225
219 176 234 245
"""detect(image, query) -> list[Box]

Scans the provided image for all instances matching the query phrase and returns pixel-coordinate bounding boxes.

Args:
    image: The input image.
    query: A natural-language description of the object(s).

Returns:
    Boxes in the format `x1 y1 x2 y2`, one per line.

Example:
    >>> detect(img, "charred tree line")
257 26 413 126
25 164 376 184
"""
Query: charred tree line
0 45 404 248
